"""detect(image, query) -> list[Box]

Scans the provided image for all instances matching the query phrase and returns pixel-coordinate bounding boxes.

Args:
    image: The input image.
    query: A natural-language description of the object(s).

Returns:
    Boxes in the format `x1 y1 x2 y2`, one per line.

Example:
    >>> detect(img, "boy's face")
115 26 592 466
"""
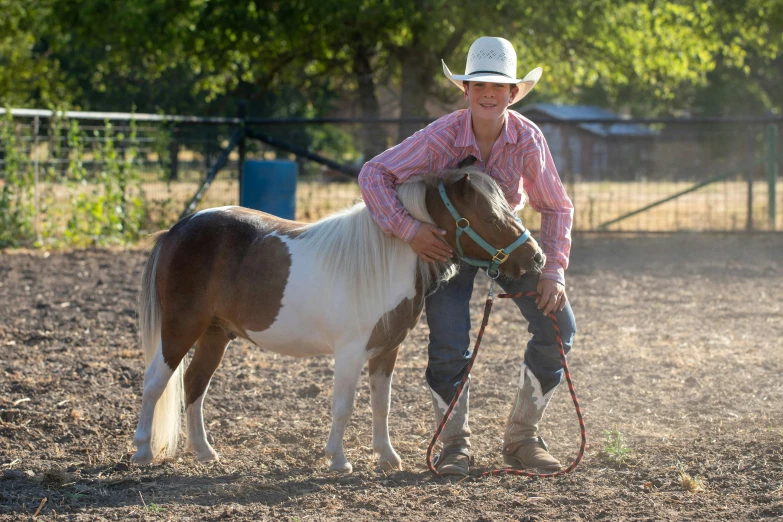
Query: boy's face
464 82 519 123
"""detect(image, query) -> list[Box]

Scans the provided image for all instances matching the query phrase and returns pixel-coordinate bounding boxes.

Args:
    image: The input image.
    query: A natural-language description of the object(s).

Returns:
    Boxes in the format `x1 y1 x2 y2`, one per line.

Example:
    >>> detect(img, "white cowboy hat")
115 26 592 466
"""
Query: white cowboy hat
442 36 543 106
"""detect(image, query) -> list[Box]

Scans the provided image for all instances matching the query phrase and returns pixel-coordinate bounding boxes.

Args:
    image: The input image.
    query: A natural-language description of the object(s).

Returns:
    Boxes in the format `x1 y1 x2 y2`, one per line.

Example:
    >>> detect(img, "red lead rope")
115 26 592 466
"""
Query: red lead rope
426 288 587 478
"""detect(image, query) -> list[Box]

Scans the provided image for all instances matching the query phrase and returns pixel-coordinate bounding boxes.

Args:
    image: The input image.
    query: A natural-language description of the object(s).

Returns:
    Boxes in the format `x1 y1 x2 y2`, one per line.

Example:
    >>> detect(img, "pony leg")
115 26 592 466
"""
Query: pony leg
132 338 193 463
369 347 402 471
325 346 366 473
184 325 230 462
132 344 175 464
132 315 210 464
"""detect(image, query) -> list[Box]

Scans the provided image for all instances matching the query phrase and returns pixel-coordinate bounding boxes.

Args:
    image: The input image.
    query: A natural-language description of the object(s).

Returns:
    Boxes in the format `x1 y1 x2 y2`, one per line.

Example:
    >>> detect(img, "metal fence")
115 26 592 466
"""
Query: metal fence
0 108 780 244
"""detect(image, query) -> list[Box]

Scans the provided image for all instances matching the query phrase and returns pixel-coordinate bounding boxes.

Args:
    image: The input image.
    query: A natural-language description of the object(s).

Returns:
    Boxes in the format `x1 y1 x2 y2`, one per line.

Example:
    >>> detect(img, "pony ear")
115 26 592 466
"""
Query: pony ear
458 155 477 168
453 172 471 195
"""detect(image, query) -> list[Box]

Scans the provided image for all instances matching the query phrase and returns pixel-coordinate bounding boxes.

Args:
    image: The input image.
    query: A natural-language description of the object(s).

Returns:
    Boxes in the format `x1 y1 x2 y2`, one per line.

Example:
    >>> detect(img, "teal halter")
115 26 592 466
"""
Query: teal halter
438 181 531 279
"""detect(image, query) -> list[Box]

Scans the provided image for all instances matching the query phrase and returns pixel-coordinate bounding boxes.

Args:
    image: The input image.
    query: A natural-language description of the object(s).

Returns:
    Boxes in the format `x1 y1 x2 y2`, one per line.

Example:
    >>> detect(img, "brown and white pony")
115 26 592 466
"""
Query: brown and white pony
131 166 544 473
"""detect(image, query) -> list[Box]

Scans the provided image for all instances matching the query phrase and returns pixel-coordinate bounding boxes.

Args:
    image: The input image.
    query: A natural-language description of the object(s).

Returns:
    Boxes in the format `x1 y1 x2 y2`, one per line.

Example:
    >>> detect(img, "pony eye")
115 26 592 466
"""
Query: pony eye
484 216 499 224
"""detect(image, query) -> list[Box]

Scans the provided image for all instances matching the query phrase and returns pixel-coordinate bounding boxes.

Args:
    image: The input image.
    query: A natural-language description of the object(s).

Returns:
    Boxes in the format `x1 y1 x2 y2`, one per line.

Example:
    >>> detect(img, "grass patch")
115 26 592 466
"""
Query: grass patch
601 429 633 466
146 503 166 513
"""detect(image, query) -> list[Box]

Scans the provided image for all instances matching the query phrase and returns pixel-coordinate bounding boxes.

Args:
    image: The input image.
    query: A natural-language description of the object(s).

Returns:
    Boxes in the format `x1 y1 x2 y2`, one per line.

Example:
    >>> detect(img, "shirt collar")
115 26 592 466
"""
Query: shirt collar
504 111 519 144
455 109 474 149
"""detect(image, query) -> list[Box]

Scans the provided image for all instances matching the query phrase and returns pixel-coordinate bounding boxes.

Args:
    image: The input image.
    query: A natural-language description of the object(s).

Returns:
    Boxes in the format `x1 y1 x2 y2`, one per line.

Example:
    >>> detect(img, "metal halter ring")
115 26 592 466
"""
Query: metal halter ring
456 217 470 230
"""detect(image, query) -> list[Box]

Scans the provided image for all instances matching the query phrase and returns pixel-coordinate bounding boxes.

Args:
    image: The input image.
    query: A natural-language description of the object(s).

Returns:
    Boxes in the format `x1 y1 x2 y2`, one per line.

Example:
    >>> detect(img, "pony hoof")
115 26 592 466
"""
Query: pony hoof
374 448 402 471
328 460 353 474
195 449 220 463
131 448 154 465
377 458 403 471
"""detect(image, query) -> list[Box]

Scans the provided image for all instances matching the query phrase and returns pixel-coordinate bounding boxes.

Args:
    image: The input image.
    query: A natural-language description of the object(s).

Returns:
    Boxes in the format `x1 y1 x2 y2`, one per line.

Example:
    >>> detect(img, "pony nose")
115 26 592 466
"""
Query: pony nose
533 251 544 266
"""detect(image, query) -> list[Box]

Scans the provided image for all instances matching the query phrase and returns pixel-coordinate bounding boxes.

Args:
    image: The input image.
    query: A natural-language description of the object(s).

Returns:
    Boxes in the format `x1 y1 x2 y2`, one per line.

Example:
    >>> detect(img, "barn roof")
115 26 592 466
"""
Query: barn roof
518 103 658 137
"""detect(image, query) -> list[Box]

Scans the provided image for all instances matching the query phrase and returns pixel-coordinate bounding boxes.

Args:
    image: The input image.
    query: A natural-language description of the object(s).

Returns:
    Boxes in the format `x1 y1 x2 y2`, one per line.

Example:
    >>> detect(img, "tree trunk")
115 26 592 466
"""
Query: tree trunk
397 29 465 143
353 43 386 162
168 136 179 181
398 51 434 143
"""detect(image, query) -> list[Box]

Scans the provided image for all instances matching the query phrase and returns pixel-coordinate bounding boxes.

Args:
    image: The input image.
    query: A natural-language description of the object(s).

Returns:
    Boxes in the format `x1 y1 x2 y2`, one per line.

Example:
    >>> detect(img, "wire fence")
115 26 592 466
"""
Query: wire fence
0 108 780 247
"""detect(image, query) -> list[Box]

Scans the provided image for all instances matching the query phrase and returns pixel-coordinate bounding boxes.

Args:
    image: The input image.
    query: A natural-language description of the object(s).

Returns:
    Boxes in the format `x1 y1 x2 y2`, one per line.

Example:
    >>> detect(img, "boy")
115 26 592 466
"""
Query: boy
359 36 576 476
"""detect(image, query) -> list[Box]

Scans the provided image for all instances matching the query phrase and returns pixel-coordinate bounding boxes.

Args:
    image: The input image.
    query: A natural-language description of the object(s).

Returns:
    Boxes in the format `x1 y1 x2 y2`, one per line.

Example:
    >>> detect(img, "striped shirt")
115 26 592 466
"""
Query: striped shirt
359 109 573 284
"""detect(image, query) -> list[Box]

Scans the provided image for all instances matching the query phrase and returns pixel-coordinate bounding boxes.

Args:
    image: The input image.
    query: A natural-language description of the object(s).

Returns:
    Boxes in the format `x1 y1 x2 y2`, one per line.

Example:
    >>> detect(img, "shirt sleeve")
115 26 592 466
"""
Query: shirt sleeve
522 129 574 285
358 130 434 243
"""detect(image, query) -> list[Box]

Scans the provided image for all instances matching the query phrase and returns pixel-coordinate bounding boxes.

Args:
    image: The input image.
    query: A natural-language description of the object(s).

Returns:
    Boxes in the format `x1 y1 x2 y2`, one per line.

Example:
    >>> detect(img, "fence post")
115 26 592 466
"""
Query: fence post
168 128 179 181
747 126 755 231
238 101 246 206
768 124 778 230
205 132 213 174
33 115 40 242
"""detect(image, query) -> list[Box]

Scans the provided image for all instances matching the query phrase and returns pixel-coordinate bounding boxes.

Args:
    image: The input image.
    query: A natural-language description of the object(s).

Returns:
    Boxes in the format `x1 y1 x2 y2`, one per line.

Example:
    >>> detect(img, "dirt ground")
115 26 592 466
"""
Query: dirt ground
1 234 782 521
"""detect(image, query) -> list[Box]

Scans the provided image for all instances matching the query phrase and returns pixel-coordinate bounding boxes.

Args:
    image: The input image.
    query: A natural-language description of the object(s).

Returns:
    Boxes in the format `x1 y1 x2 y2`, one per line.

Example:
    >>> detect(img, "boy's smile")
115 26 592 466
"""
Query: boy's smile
465 82 519 122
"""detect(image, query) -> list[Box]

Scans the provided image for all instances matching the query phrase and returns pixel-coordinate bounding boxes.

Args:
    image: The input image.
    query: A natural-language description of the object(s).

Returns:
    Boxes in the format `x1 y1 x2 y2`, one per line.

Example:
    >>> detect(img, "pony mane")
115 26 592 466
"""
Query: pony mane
293 198 437 330
396 167 517 224
292 167 512 329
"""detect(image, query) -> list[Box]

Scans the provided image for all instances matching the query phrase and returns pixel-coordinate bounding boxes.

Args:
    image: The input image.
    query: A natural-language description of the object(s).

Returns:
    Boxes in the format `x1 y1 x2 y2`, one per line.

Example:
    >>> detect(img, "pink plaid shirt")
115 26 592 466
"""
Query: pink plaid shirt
359 109 573 284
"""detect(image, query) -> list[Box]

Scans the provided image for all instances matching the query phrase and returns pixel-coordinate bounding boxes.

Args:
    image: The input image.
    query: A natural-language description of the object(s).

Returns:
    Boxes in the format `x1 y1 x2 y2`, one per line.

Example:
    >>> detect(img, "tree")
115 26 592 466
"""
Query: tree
5 0 781 137
688 0 783 116
0 0 70 107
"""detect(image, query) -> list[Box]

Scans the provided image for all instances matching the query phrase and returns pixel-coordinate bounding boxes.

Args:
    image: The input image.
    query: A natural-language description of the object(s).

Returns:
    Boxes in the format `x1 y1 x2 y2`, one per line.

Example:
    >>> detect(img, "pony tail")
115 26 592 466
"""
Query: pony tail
139 232 184 458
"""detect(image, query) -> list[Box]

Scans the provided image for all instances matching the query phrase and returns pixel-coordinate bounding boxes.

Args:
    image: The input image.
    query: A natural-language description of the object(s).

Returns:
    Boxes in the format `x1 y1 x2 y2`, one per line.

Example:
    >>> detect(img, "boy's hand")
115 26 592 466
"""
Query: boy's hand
537 278 566 315
410 223 453 263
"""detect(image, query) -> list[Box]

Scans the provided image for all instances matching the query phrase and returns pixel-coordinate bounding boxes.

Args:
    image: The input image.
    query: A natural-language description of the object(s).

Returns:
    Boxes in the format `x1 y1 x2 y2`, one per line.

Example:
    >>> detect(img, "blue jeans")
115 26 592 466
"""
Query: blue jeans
425 263 576 404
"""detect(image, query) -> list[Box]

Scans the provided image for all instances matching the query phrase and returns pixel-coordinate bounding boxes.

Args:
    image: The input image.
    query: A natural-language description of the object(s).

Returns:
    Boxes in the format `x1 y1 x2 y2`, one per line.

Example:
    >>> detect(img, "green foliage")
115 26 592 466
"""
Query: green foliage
150 120 173 173
0 0 71 107
142 190 178 232
0 109 35 247
602 429 633 466
145 503 165 513
35 110 68 245
308 124 361 163
63 118 145 246
45 0 779 119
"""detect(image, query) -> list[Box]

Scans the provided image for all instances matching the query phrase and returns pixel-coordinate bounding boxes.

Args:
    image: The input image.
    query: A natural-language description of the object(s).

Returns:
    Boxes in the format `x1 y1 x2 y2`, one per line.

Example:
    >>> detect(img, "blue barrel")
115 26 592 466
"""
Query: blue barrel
240 160 297 219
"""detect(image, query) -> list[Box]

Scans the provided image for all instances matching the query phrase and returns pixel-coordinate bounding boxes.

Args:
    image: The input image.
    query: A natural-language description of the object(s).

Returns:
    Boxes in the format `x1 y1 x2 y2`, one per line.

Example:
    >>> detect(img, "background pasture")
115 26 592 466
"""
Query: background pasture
1 111 781 249
21 177 783 235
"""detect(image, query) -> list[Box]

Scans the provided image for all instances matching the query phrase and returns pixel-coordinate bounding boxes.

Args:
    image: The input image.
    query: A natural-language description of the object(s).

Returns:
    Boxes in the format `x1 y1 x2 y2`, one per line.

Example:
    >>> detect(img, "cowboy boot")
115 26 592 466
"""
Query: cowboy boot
430 378 471 476
502 364 562 471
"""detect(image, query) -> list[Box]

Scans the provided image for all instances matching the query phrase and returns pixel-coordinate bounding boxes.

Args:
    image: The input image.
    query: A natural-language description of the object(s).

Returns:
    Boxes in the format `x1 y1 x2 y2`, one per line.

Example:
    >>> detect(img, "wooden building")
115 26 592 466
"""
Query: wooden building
517 104 658 181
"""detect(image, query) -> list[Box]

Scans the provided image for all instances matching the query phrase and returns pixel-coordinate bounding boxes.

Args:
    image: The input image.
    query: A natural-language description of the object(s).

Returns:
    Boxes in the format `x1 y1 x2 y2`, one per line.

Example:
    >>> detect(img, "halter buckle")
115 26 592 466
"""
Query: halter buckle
456 217 470 230
491 249 509 264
